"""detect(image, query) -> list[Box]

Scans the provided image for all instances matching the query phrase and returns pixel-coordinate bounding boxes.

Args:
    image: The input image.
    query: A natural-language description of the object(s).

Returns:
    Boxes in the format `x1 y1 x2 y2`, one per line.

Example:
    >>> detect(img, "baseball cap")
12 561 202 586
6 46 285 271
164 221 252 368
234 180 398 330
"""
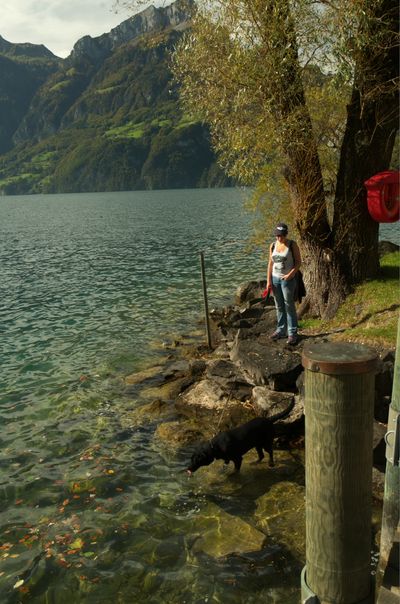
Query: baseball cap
275 222 288 236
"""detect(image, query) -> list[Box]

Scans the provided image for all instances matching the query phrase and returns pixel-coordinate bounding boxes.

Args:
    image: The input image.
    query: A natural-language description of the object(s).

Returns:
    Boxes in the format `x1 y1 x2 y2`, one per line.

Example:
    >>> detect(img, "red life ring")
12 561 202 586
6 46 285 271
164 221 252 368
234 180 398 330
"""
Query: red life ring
364 170 399 223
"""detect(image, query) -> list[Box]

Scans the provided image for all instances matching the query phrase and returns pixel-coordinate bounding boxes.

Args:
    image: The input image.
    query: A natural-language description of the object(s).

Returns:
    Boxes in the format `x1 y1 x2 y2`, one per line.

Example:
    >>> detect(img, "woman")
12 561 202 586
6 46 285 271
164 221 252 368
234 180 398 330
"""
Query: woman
266 222 302 345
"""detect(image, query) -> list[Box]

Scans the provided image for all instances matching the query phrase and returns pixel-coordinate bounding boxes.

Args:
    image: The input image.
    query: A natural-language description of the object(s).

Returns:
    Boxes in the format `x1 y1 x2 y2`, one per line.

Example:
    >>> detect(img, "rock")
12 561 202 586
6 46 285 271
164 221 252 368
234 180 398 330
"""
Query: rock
373 420 387 470
205 359 253 401
189 360 207 378
140 375 193 402
372 467 385 501
175 379 256 427
251 388 294 417
378 240 399 257
191 502 266 558
255 481 306 560
235 280 267 304
375 361 394 422
155 420 207 448
231 331 303 389
125 365 165 385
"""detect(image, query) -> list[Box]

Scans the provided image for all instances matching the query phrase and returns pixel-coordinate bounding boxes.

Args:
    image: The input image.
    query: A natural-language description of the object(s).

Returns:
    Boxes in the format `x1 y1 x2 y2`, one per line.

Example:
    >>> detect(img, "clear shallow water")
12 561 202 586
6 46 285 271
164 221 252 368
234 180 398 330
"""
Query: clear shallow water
0 189 397 603
0 189 304 603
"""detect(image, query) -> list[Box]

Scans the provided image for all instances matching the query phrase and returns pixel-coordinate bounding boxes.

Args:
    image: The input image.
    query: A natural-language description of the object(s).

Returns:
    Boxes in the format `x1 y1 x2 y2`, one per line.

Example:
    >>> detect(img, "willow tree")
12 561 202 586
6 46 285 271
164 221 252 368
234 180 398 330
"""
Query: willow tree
172 0 399 318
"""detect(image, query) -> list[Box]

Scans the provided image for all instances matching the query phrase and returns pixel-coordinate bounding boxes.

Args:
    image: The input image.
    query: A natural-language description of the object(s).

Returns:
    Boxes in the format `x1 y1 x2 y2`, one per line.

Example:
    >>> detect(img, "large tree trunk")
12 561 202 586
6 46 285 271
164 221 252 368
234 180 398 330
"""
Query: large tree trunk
271 1 342 317
332 0 399 284
286 0 399 319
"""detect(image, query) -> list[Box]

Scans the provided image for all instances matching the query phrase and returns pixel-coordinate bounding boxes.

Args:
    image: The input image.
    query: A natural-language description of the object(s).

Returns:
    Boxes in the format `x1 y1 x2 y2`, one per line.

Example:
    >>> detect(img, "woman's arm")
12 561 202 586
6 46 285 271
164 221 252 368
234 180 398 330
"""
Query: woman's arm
267 243 274 288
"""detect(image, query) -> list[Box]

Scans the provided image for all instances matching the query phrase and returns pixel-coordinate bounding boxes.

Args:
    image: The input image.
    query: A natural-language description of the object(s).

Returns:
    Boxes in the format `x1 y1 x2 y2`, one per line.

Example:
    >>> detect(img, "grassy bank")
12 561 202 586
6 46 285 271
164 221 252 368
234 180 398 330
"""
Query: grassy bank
300 251 399 350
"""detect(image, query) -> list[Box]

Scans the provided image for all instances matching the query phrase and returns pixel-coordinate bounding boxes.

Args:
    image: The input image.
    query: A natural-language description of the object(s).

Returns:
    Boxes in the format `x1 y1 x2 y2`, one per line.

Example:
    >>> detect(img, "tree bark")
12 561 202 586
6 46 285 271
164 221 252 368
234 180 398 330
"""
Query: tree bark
332 0 399 284
287 0 399 318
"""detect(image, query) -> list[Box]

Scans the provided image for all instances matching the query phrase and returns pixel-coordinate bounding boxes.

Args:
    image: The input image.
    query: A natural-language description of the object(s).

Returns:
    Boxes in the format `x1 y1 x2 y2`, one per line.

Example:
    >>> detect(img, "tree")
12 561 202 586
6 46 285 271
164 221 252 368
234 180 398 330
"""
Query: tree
172 0 399 318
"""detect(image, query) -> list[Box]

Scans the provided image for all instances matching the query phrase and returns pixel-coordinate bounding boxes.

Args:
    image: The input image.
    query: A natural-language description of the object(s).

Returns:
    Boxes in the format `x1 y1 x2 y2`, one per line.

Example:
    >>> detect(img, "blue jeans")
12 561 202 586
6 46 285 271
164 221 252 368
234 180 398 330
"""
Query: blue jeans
272 275 298 336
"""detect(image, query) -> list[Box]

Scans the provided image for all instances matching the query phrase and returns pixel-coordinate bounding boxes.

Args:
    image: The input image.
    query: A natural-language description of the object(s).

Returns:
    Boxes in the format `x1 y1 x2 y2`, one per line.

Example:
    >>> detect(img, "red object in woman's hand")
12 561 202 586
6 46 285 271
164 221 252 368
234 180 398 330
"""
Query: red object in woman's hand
262 285 272 298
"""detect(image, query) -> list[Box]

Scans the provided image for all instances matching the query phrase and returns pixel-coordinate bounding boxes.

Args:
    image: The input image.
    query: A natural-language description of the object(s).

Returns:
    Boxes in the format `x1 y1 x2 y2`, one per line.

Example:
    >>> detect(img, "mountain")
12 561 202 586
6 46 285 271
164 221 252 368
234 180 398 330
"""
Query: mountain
0 1 232 194
0 36 60 155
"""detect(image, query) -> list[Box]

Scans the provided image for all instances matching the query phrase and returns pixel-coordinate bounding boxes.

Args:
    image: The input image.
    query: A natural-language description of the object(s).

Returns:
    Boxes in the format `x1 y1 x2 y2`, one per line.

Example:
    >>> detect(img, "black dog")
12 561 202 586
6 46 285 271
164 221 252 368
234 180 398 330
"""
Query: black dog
187 401 294 475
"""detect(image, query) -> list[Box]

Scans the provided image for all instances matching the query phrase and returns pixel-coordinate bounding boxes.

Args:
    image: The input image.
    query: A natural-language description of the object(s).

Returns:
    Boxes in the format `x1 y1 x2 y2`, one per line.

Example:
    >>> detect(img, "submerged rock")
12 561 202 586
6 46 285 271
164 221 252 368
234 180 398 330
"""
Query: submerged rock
255 481 306 560
155 419 209 448
191 501 266 558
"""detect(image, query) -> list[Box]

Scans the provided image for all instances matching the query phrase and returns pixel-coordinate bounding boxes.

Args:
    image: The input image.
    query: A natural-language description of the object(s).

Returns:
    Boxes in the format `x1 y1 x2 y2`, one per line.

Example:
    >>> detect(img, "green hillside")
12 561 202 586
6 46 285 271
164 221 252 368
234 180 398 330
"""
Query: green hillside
0 4 232 194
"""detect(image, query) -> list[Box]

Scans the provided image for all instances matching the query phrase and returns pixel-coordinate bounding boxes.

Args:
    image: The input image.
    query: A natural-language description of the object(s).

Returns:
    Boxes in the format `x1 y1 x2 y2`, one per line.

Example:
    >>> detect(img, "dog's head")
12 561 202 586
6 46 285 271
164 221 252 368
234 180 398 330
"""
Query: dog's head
187 445 214 475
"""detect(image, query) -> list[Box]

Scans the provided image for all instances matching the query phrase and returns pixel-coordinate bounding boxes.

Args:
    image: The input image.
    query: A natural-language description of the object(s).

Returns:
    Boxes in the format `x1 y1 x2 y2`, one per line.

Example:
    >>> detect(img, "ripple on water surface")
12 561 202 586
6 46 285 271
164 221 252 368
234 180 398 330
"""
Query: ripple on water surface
0 189 347 601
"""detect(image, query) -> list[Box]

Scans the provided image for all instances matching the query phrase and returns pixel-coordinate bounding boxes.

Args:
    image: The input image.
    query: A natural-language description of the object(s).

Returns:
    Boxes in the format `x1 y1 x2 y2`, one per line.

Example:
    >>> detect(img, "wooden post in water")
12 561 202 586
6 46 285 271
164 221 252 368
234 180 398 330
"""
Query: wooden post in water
199 252 212 349
301 341 378 604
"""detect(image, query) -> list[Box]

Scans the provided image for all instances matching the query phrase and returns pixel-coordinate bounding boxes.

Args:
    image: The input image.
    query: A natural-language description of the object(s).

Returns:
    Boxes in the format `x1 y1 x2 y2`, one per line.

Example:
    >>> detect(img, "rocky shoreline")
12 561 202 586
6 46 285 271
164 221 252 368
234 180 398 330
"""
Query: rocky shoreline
124 278 394 503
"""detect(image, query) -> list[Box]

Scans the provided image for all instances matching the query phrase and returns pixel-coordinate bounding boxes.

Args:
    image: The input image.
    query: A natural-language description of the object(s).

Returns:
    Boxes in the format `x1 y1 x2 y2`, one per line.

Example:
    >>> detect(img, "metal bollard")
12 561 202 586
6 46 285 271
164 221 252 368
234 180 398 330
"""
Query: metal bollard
301 341 378 604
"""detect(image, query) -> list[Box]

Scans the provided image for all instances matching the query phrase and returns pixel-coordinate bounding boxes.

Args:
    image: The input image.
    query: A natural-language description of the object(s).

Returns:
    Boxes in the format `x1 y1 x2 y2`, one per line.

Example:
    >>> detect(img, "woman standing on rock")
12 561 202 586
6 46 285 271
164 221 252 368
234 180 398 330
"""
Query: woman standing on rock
266 222 302 345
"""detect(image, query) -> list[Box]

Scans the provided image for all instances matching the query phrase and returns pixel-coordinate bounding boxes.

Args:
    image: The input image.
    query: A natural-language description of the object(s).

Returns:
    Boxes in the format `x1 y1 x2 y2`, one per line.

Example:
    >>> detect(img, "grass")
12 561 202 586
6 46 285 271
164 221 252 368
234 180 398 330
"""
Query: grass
300 251 399 349
104 121 146 140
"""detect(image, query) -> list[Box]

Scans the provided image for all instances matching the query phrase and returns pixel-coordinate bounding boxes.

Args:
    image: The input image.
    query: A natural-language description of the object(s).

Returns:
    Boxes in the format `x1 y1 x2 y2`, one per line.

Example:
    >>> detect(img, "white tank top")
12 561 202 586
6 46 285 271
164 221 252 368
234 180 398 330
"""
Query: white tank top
272 241 294 278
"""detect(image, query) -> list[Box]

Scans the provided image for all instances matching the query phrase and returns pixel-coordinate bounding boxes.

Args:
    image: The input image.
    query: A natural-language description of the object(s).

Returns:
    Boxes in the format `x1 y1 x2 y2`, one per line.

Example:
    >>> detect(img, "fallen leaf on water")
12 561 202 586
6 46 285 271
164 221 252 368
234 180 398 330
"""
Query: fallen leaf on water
13 579 24 589
70 538 84 550
19 586 30 594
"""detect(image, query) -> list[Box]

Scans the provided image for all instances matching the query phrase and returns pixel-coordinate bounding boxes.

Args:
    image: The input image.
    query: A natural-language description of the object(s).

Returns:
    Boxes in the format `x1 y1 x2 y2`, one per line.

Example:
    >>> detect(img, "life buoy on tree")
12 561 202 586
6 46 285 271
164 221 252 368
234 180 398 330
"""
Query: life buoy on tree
364 170 399 223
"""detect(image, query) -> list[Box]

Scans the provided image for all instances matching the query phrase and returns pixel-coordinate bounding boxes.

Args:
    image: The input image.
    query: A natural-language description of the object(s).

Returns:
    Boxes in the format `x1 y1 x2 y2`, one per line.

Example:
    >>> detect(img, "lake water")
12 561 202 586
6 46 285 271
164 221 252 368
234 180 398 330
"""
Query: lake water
0 189 397 603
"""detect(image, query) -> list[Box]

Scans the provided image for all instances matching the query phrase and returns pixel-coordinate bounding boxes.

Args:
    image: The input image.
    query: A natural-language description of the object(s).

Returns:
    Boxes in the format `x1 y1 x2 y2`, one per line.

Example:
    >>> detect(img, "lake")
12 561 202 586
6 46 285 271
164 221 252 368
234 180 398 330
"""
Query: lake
0 188 397 603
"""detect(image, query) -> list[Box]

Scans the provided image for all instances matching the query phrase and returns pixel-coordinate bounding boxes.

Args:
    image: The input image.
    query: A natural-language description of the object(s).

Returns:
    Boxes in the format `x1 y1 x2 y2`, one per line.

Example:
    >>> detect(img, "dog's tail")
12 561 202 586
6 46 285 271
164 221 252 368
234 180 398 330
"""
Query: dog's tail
269 398 295 423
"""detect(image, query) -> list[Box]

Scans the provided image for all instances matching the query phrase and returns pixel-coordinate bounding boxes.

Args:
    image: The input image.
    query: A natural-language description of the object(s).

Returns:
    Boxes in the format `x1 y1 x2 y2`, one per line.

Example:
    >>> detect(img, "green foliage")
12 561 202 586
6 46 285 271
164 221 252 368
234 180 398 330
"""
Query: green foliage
172 0 399 221
105 121 146 140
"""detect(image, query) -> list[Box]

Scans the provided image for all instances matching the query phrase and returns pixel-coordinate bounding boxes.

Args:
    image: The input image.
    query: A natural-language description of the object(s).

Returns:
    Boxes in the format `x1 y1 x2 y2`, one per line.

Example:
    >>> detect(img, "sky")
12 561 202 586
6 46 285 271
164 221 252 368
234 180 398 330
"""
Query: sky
0 0 138 58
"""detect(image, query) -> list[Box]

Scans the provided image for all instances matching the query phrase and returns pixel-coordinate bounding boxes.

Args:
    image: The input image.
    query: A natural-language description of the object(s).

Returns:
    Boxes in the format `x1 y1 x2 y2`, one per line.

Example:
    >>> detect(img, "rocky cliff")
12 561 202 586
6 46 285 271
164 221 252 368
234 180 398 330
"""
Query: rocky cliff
0 1 232 194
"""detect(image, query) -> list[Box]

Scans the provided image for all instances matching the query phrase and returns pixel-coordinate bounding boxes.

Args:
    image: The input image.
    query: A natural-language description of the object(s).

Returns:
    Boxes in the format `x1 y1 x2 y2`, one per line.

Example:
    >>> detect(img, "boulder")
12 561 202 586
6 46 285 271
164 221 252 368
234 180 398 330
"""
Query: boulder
205 359 254 400
251 387 294 417
231 331 303 389
254 481 306 560
155 420 207 448
175 378 256 428
235 280 267 304
125 365 165 385
191 502 266 558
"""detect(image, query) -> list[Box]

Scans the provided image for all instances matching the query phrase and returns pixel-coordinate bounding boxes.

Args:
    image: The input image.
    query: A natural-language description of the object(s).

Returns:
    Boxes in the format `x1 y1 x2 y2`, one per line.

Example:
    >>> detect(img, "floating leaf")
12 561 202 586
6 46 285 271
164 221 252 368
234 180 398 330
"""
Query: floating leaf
70 538 84 550
83 551 96 558
13 579 24 589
